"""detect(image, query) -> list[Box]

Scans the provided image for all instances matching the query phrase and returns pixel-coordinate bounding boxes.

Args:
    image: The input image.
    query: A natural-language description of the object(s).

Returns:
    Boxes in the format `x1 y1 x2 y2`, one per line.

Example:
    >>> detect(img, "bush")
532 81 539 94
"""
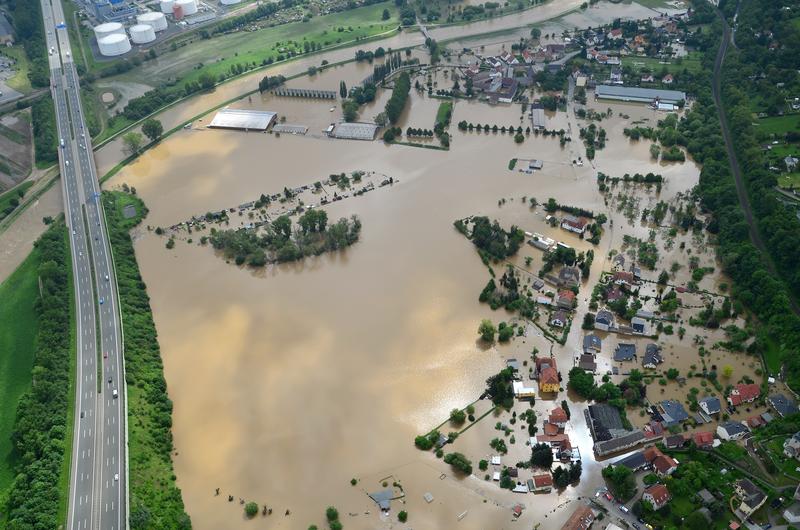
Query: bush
245 502 259 518
398 511 408 522
443 452 473 475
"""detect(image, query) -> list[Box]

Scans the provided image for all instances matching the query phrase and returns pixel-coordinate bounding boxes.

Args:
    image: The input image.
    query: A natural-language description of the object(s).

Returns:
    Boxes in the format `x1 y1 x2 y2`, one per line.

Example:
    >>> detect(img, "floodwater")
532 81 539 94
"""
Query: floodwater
106 43 714 528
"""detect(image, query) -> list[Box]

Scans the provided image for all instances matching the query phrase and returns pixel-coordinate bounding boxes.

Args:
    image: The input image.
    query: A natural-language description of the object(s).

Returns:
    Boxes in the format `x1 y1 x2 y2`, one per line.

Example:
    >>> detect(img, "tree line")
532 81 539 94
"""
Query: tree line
5 223 70 527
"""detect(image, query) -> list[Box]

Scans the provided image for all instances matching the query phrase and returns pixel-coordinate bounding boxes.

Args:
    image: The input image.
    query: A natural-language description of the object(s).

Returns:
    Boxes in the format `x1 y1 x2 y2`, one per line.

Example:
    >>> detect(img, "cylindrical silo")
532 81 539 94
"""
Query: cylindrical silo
160 0 175 13
220 0 242 5
94 22 125 41
175 0 198 16
98 34 131 57
129 24 156 44
137 12 168 32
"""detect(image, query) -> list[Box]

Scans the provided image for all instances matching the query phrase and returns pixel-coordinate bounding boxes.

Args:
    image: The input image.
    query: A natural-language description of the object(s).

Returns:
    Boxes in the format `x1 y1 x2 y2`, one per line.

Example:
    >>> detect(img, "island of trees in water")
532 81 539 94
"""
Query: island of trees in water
208 209 361 266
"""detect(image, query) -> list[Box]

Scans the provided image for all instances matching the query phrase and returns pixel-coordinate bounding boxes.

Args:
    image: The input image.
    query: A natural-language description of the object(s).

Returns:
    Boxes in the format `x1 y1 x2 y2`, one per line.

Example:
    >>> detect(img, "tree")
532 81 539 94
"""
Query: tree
342 99 359 122
582 313 595 330
530 443 553 469
244 502 259 518
339 80 347 99
450 408 466 425
722 365 733 378
568 367 595 398
397 511 408 523
122 132 144 155
326 507 339 522
658 270 669 285
602 465 636 502
382 8 391 20
666 368 679 380
478 319 496 342
443 452 473 475
198 71 216 90
141 119 163 142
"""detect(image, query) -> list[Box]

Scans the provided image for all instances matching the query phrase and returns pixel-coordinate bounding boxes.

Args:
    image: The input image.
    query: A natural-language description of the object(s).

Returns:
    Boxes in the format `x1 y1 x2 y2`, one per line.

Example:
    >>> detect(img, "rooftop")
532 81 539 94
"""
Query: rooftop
595 84 687 104
208 108 277 131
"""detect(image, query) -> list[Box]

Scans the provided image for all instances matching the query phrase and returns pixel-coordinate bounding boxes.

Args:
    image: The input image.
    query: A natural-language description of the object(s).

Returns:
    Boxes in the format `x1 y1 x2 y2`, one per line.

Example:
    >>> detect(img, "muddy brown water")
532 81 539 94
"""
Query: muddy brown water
105 58 717 528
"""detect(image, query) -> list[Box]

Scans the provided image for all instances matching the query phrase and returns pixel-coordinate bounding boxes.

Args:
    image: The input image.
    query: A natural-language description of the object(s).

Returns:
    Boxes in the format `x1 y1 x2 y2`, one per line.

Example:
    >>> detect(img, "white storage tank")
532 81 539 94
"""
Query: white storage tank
137 11 168 32
175 0 198 16
160 0 175 13
220 0 242 4
129 24 156 44
98 34 131 57
94 22 125 41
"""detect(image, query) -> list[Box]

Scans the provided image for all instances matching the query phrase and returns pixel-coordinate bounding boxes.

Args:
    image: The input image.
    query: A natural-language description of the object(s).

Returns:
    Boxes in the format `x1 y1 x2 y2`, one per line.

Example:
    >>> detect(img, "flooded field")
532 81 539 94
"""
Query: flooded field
102 41 724 527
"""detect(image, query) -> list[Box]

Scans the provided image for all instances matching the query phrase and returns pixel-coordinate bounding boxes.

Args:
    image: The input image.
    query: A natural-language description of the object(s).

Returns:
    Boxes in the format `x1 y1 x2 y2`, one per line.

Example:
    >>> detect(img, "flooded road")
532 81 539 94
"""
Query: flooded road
108 48 705 527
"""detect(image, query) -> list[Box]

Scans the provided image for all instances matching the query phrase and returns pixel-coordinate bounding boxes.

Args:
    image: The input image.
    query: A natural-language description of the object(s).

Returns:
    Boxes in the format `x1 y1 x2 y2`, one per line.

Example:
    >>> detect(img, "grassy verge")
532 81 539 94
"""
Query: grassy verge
0 181 34 220
4 222 73 528
0 246 42 517
102 191 190 529
0 46 33 95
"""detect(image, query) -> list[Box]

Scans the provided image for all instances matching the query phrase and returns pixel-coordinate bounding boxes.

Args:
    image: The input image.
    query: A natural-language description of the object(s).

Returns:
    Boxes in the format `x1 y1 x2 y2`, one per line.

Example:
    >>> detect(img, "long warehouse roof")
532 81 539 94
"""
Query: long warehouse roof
209 108 277 130
595 84 686 103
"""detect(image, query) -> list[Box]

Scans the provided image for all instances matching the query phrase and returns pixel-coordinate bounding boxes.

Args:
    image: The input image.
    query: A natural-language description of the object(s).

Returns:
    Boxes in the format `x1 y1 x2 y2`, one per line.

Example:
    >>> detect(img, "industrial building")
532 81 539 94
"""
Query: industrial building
328 122 379 141
208 109 277 131
531 105 545 130
594 85 686 106
90 0 137 22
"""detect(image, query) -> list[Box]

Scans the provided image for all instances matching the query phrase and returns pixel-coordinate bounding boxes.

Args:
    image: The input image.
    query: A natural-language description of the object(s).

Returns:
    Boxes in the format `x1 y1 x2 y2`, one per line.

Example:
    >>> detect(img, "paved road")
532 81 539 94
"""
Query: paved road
710 3 800 315
40 1 128 529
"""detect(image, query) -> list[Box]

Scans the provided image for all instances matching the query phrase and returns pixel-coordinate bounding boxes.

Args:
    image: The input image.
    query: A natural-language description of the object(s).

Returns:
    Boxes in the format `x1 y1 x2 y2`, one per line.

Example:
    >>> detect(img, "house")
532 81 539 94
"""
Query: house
746 415 766 429
768 394 799 417
664 434 686 449
693 431 715 449
697 489 716 505
550 310 569 328
785 155 799 172
583 334 602 354
560 504 594 530
642 484 671 510
734 479 767 516
578 354 597 372
644 446 678 477
540 366 560 393
614 343 636 362
613 271 636 287
606 285 624 303
549 407 569 428
558 266 581 288
658 400 689 426
610 67 623 84
557 290 576 310
716 421 748 441
784 432 800 459
662 74 674 84
513 380 537 400
727 383 761 407
641 73 655 83
561 215 589 234
594 309 615 331
631 316 647 334
642 343 663 368
531 473 553 492
607 28 623 40
699 396 721 416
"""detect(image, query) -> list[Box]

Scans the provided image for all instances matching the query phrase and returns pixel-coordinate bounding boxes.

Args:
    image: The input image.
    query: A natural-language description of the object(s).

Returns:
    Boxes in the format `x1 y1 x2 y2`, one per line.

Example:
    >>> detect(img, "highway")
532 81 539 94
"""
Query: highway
40 1 128 528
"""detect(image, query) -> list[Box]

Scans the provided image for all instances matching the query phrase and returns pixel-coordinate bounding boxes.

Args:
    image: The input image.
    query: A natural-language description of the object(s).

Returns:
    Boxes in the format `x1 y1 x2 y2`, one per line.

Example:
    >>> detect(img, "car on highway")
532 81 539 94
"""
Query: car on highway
59 138 64 148
112 389 118 399
114 473 119 481
80 411 84 418
103 351 108 358
99 298 104 305
105 274 109 281
108 376 112 384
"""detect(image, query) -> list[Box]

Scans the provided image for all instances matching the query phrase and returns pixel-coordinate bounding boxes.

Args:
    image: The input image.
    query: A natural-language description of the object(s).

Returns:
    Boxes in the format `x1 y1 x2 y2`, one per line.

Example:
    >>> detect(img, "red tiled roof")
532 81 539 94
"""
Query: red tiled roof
653 455 677 474
558 290 576 302
544 422 560 435
535 356 558 370
560 505 594 530
533 473 553 488
550 407 568 424
644 484 671 507
614 271 635 283
694 431 715 446
541 366 559 385
729 383 760 406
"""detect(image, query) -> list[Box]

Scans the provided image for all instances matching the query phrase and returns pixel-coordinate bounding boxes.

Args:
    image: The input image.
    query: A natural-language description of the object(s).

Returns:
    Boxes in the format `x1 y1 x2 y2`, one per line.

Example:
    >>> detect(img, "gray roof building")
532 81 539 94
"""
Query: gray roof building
699 396 721 415
595 84 687 105
658 400 689 425
769 393 799 417
697 489 716 505
583 334 602 353
642 343 662 367
614 343 636 362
